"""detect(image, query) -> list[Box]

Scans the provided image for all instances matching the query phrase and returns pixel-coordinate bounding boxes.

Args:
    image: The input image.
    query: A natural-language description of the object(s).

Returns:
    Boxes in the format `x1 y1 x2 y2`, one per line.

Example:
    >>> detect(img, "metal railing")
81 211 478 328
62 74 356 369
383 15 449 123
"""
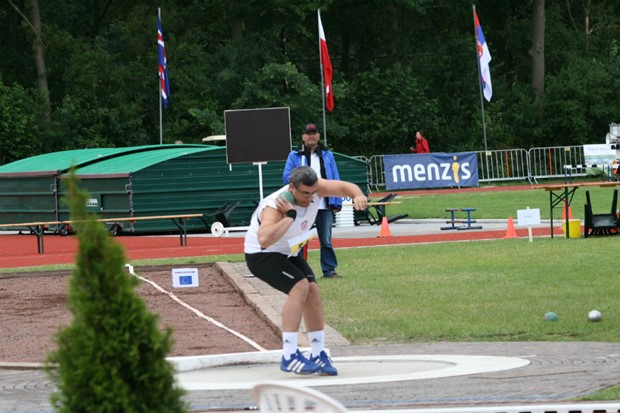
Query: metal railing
367 155 385 192
478 149 530 183
528 146 587 183
364 145 595 192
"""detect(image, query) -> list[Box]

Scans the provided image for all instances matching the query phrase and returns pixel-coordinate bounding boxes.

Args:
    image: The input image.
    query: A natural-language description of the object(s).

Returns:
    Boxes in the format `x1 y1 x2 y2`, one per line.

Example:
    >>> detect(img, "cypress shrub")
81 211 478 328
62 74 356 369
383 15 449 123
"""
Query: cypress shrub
46 171 187 413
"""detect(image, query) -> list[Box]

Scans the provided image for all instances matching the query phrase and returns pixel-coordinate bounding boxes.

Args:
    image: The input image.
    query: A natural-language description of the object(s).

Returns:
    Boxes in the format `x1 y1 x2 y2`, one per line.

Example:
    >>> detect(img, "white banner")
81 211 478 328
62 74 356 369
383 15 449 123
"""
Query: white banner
583 144 616 172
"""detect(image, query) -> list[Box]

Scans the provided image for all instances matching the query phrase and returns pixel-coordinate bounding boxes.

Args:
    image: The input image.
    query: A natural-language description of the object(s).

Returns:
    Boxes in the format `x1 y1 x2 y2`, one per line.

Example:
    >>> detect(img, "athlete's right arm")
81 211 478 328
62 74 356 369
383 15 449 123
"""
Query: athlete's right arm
256 199 294 249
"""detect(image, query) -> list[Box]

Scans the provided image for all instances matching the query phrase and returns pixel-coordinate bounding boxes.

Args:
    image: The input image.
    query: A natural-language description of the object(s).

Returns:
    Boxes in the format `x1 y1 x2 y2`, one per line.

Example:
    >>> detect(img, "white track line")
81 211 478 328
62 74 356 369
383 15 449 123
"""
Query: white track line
125 264 267 352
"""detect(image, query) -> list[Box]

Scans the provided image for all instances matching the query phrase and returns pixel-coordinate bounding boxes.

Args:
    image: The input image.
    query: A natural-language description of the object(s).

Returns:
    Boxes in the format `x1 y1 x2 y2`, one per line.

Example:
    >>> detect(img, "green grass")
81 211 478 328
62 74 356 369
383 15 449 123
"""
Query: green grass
383 185 617 220
310 235 620 401
307 238 619 344
580 385 620 401
129 254 244 267
0 254 244 275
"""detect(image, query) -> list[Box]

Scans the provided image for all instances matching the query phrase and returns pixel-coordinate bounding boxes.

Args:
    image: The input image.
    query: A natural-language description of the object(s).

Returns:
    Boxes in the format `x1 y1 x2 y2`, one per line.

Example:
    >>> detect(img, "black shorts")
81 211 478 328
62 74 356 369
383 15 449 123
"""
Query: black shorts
245 252 316 294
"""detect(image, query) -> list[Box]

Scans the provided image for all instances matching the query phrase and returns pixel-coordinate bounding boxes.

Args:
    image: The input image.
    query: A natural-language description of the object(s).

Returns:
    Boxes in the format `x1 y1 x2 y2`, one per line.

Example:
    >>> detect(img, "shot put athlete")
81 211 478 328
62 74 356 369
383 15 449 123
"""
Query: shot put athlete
244 166 367 375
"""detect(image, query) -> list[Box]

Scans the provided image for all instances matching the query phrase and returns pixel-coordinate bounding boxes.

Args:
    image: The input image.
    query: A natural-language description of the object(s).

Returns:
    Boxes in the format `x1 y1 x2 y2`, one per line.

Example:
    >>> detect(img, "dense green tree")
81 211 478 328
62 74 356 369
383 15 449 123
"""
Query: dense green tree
0 77 43 163
1 0 620 165
542 56 620 146
531 0 545 102
8 0 51 122
334 66 440 156
46 171 187 413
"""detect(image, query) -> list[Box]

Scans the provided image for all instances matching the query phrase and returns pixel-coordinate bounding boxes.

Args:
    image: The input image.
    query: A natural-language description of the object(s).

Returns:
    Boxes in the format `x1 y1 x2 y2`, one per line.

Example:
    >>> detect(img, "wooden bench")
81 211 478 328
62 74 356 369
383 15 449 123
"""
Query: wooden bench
441 208 482 231
0 214 206 254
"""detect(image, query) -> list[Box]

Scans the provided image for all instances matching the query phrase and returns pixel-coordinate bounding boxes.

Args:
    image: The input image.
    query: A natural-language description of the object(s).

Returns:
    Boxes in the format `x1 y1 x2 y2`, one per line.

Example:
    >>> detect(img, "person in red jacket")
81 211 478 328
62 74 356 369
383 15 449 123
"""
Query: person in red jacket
410 130 430 154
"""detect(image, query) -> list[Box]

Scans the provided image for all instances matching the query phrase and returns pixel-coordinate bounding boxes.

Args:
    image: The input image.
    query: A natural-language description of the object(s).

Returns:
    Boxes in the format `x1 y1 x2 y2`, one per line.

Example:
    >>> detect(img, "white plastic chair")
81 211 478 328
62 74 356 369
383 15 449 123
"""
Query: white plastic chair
252 381 347 413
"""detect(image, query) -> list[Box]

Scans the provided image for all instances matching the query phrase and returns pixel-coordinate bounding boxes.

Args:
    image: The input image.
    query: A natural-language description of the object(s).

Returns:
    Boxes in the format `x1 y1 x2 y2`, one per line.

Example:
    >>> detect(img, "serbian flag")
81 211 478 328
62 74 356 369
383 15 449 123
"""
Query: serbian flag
474 10 492 102
318 10 334 112
157 15 170 108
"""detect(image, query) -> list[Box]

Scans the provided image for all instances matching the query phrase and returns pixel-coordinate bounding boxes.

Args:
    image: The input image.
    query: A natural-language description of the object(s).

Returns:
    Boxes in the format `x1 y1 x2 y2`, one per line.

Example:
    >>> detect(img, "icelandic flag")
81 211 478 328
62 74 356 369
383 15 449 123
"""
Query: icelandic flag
318 10 334 112
157 16 170 108
474 10 492 102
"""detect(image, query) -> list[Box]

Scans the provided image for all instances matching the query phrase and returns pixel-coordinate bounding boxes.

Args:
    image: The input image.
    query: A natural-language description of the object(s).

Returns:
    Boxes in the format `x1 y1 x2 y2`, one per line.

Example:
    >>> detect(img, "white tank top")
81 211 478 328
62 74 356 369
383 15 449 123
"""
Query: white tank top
244 186 320 255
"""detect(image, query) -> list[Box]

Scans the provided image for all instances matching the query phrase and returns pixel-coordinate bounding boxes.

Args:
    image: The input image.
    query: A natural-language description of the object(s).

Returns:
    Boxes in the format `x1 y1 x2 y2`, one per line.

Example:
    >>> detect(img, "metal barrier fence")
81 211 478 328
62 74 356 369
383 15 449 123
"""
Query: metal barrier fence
528 146 587 183
477 149 530 183
366 155 385 193
364 145 592 192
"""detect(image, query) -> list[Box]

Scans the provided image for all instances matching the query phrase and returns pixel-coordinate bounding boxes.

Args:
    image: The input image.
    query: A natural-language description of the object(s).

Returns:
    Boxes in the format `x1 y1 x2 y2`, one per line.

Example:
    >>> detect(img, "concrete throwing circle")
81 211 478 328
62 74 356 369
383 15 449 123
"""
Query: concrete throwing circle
170 351 530 390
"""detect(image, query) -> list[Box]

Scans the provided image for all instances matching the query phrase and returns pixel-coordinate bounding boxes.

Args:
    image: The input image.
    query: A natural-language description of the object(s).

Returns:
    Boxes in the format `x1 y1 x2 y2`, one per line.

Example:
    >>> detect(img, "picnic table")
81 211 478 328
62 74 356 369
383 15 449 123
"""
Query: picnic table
536 182 620 238
0 214 206 254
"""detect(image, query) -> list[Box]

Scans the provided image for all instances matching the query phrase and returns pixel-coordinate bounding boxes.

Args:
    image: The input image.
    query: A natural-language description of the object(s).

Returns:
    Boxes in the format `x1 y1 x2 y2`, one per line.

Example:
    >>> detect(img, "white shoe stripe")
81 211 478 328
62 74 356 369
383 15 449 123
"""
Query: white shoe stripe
286 359 305 373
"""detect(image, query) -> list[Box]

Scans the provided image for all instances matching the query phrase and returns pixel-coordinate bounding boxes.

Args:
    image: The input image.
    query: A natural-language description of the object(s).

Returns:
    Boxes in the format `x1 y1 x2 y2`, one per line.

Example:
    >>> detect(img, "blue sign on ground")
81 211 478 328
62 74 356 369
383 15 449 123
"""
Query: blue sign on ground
384 152 479 190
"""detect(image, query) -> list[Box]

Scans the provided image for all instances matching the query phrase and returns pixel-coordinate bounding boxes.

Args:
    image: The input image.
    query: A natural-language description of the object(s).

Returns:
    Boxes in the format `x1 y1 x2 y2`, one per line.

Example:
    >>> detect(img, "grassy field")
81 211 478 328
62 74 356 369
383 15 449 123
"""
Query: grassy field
307 238 619 343
307 235 620 401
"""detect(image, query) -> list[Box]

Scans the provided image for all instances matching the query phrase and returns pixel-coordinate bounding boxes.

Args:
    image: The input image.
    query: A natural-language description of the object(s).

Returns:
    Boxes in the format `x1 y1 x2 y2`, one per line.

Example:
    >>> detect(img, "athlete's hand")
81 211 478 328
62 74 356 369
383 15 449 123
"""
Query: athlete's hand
352 195 368 211
275 195 294 214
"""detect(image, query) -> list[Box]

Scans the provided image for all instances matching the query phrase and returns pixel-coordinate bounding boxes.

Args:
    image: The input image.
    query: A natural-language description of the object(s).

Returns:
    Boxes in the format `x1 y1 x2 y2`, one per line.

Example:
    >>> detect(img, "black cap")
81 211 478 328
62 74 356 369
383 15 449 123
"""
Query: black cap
302 123 318 134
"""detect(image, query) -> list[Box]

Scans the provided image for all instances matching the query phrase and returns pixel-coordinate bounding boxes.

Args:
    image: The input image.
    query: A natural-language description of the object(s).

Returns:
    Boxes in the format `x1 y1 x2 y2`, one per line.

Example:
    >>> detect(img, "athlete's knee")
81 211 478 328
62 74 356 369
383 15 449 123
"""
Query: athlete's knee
290 277 310 294
307 281 321 297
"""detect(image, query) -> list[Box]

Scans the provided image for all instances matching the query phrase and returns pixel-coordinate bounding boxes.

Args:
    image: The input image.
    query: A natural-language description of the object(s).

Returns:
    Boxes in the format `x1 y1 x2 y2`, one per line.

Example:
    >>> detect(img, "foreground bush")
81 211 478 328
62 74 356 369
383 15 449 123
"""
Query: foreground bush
46 171 186 413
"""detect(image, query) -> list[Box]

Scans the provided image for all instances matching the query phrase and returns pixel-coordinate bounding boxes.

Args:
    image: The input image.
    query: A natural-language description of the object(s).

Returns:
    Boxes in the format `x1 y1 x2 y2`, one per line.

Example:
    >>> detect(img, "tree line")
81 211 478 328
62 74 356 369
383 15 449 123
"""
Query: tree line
1 0 619 165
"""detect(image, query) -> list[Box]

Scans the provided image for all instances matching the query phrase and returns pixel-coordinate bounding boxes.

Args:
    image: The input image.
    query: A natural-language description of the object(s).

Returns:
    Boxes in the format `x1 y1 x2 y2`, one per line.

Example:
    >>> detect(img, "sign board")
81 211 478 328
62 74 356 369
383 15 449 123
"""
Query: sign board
224 107 291 164
583 144 616 176
383 152 479 190
172 268 199 288
517 208 541 226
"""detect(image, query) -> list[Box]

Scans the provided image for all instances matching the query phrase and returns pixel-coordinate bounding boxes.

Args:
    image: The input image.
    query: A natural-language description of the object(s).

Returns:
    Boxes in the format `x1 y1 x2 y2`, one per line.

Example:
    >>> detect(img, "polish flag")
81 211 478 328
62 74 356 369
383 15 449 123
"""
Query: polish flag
318 10 334 112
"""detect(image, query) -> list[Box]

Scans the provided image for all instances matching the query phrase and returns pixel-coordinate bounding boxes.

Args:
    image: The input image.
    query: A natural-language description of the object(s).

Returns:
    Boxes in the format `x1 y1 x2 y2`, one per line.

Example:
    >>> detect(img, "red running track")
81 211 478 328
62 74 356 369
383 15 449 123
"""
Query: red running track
0 225 561 269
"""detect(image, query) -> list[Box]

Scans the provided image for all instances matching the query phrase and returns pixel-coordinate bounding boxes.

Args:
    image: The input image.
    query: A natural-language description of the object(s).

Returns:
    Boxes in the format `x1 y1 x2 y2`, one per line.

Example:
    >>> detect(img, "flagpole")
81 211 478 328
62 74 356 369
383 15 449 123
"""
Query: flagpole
473 6 491 182
317 9 328 147
473 5 488 154
158 8 164 145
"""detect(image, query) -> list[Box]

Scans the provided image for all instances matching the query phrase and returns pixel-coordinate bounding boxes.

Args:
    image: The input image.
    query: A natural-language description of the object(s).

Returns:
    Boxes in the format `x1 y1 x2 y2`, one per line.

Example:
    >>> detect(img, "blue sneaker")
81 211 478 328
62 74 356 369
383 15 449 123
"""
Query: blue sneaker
280 350 321 375
311 351 338 376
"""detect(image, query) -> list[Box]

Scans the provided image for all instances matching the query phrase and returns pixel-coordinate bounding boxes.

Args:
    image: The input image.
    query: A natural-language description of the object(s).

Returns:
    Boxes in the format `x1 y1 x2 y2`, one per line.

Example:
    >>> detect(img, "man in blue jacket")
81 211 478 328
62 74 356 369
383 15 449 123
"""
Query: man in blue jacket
283 124 343 278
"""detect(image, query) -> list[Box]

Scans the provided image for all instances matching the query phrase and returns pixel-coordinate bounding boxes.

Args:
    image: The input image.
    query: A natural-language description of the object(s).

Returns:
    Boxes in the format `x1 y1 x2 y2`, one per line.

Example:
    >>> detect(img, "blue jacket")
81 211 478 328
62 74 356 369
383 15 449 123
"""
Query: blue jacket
282 144 343 210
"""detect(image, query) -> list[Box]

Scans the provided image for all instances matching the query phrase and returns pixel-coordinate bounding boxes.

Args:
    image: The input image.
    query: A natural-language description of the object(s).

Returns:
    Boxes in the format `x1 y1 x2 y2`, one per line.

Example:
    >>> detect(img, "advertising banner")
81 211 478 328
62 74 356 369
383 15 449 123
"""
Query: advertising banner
384 152 479 190
583 144 617 176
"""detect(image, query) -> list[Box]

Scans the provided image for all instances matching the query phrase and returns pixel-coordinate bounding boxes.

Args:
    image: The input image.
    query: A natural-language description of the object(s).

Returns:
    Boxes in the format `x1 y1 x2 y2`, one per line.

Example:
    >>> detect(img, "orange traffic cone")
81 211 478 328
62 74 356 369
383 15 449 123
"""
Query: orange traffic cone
503 216 518 239
561 203 573 220
378 216 392 237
